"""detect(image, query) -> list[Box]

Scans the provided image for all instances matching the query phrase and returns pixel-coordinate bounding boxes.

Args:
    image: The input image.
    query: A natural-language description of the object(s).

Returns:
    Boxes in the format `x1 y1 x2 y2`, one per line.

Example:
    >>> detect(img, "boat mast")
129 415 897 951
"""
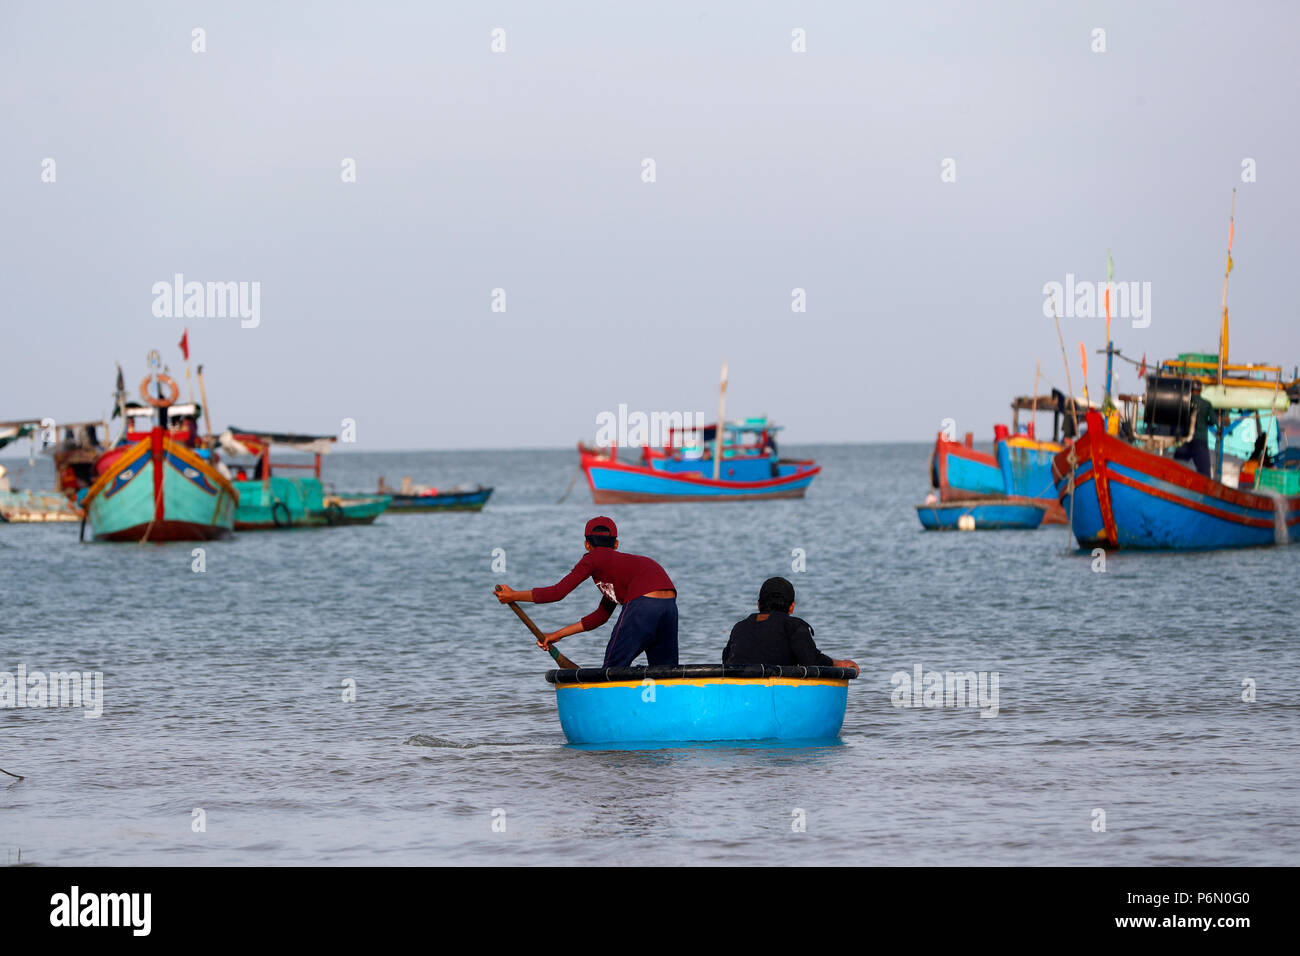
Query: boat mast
1031 360 1040 437
1215 191 1236 481
712 361 727 481
197 364 214 443
1218 189 1236 386
1103 250 1115 416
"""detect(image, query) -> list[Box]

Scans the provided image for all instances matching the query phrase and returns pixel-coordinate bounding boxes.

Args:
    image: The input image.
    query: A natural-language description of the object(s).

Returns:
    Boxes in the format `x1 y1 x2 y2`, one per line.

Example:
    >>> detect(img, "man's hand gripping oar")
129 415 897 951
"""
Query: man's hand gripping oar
495 585 580 669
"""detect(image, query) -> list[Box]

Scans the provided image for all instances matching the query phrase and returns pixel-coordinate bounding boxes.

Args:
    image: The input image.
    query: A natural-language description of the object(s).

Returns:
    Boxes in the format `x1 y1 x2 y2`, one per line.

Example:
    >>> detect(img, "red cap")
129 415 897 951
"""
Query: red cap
585 516 618 538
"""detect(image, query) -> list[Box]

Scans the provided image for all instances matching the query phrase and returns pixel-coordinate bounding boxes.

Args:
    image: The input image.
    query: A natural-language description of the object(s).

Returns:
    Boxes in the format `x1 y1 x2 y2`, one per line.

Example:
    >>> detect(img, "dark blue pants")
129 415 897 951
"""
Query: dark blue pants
1174 439 1211 477
603 596 679 667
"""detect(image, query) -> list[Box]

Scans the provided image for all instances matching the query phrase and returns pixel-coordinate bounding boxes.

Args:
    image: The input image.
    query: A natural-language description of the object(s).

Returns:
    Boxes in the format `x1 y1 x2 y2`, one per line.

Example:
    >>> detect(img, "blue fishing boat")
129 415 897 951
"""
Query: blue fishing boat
545 664 857 745
1054 408 1299 550
1052 200 1300 551
930 432 1004 499
929 394 1071 524
915 498 1048 531
579 418 819 503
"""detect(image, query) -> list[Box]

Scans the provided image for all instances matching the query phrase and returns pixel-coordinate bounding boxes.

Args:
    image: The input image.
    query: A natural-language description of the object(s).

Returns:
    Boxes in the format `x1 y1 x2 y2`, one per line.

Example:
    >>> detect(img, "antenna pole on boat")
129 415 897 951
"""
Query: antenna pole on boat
1031 361 1040 435
1214 190 1237 481
197 364 214 443
1218 189 1236 387
713 361 728 481
1103 250 1116 416
1051 293 1080 551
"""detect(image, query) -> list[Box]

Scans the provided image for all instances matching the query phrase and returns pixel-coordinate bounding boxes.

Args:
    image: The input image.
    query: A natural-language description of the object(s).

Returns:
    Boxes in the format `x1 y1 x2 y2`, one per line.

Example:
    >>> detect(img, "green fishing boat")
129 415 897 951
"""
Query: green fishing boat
220 428 389 528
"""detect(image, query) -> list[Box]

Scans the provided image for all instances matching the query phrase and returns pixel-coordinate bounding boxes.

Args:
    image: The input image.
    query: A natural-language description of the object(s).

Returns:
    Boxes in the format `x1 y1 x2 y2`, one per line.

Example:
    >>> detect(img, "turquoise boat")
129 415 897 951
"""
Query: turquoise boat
545 664 857 745
81 426 237 542
231 474 328 529
220 427 356 529
325 493 391 525
78 364 237 542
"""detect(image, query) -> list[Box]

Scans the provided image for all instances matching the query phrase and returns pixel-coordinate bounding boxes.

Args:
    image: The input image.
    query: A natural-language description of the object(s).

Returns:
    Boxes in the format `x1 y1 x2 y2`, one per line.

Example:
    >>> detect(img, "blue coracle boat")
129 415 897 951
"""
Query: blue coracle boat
545 664 857 745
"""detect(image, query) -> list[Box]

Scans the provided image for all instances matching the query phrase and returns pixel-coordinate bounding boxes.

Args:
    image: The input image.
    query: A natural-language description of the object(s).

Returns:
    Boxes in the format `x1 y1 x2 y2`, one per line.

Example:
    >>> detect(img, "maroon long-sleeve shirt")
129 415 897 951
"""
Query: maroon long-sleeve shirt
532 549 676 631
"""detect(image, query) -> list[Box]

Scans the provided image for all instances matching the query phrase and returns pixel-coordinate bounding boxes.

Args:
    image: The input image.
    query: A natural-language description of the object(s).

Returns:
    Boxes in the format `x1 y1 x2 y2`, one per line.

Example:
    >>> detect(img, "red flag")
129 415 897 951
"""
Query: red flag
1139 353 1147 381
178 330 189 360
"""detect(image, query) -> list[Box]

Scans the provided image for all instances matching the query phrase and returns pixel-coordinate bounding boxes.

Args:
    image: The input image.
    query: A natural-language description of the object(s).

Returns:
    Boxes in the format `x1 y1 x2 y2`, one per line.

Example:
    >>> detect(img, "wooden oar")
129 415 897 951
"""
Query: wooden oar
496 585 580 669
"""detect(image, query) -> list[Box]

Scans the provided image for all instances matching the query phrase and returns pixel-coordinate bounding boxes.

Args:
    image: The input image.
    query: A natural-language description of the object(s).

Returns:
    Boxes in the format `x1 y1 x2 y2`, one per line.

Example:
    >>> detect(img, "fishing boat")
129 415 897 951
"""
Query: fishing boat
81 364 237 542
323 493 392 525
915 497 1049 531
930 431 1004 500
545 664 857 745
0 425 82 522
0 489 82 523
577 365 820 503
579 417 820 503
220 428 363 529
1055 401 1299 551
377 477 493 512
928 393 1073 524
1052 196 1300 551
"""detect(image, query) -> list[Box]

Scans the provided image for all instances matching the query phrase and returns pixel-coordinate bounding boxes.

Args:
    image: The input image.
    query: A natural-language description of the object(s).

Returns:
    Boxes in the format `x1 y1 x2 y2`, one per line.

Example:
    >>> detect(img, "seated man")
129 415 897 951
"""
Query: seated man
723 577 858 674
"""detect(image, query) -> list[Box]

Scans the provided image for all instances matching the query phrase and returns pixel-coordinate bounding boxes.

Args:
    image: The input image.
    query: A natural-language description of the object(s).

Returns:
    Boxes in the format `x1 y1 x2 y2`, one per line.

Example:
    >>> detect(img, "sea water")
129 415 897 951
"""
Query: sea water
2 444 1297 865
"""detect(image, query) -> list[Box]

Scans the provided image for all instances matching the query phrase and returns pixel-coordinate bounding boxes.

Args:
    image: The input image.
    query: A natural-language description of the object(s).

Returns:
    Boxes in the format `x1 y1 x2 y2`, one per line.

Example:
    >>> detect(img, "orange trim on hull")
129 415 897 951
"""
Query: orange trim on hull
81 439 151 506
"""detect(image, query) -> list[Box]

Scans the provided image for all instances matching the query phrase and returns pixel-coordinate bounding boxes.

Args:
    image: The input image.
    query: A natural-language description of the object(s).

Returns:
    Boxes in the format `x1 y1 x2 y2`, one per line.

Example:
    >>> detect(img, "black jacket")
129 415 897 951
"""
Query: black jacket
722 612 833 667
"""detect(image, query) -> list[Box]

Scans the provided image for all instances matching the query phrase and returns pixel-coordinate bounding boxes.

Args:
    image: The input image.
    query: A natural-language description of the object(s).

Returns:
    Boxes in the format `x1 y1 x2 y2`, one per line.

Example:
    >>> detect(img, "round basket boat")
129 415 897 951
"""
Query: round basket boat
545 664 858 745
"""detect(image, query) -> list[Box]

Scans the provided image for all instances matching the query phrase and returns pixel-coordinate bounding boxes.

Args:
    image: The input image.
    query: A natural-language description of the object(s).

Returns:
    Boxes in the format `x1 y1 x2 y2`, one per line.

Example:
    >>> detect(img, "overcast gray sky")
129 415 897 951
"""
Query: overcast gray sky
3 1 1297 449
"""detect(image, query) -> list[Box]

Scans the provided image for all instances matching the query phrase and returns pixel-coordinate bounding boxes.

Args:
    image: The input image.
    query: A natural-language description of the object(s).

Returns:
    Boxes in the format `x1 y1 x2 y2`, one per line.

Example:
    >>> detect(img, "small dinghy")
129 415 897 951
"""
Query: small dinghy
545 664 857 745
915 497 1048 531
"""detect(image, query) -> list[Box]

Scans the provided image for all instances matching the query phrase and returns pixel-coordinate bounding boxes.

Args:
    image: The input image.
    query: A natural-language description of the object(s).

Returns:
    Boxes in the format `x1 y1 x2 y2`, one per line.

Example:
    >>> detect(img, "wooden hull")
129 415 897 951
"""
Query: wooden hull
579 444 819 503
96 520 232 542
1053 410 1300 550
82 430 237 542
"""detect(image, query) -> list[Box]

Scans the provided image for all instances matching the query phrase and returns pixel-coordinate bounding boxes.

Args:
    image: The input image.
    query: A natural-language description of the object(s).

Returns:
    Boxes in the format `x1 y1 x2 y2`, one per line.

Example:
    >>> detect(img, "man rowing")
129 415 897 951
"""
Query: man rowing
493 517 679 667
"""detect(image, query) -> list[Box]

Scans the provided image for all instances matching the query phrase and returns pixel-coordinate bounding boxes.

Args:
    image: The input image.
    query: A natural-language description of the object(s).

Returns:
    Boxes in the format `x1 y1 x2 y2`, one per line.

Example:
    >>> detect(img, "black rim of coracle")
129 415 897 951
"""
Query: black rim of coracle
545 664 858 684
